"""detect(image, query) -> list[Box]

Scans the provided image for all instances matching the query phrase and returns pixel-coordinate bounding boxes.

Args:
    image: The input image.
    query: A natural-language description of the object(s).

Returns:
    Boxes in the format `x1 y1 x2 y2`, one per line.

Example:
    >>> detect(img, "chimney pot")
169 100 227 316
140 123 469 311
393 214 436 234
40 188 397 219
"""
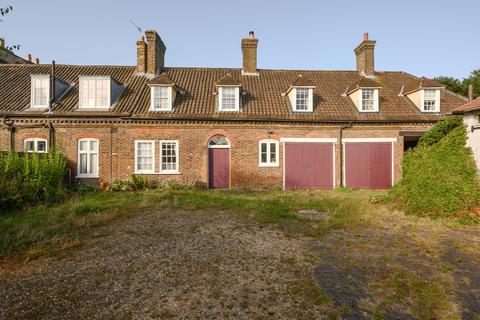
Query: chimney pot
364 32 369 41
0 37 4 49
241 32 259 75
35 57 40 64
468 84 474 102
26 54 32 62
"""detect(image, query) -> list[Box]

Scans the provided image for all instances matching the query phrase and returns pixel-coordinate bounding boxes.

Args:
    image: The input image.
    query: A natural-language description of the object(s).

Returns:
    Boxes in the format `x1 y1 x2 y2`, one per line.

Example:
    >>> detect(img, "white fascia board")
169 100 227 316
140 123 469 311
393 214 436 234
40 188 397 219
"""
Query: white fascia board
280 138 337 143
342 138 397 143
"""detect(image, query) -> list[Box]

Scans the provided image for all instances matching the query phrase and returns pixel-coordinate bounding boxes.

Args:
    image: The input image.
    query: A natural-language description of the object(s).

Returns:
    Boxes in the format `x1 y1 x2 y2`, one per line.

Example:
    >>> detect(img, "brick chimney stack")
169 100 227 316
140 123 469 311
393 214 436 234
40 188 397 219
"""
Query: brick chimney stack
241 31 259 75
354 32 376 76
145 30 166 76
136 36 147 74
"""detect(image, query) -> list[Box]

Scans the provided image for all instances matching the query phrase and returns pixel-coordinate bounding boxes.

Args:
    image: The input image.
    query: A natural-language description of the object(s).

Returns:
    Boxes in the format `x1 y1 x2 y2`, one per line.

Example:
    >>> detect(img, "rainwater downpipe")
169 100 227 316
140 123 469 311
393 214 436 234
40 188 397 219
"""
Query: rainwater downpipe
339 122 353 188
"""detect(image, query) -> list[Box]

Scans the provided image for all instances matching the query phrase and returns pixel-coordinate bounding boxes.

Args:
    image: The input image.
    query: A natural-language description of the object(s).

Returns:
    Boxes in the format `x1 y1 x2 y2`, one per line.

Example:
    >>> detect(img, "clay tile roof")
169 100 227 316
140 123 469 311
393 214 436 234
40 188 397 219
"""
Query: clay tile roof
147 72 175 85
346 77 382 94
404 77 444 95
452 97 480 114
290 74 315 87
0 65 467 121
215 73 241 86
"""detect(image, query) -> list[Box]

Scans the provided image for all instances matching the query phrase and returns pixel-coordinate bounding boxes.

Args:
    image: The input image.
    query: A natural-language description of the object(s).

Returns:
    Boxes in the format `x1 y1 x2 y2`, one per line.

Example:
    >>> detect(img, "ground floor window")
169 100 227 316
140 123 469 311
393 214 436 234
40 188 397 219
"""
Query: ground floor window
135 140 155 174
24 138 47 153
78 138 99 177
160 140 179 173
259 139 279 167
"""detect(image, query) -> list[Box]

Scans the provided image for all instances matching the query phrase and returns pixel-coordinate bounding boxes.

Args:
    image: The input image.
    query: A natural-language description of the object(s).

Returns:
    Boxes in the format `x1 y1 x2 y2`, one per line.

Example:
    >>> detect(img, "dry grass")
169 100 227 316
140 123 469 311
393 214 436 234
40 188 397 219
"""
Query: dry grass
1 188 479 319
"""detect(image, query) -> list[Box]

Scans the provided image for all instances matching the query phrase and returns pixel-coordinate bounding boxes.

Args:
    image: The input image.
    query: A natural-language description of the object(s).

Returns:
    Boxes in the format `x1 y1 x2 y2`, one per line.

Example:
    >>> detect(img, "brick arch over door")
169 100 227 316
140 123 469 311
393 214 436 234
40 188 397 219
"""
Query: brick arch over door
207 135 231 189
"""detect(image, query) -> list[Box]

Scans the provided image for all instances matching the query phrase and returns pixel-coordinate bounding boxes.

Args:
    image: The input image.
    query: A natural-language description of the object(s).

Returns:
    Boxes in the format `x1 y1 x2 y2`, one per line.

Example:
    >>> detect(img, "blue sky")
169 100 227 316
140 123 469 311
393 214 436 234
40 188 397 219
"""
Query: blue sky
1 0 478 79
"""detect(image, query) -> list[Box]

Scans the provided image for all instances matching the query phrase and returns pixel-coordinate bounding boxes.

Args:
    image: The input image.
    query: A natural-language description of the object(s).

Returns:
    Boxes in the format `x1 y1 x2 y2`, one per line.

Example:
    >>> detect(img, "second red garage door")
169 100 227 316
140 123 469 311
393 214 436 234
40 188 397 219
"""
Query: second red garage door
344 142 393 189
284 142 334 189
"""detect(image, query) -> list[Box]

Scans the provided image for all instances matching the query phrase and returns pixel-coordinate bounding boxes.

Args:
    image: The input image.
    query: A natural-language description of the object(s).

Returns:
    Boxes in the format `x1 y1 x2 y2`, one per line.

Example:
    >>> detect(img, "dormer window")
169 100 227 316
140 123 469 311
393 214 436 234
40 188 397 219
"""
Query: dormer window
361 88 379 112
79 76 111 109
404 77 442 113
294 88 313 112
346 78 381 113
285 75 316 113
150 86 172 111
218 86 240 112
30 74 50 109
422 89 440 112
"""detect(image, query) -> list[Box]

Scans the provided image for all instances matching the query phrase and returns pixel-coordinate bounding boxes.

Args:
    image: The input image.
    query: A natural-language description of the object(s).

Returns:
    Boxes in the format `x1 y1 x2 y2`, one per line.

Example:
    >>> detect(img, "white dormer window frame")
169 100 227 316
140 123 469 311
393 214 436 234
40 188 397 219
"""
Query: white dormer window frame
150 85 173 111
293 87 314 112
30 74 50 109
359 88 379 112
421 89 441 113
218 86 240 112
79 76 111 110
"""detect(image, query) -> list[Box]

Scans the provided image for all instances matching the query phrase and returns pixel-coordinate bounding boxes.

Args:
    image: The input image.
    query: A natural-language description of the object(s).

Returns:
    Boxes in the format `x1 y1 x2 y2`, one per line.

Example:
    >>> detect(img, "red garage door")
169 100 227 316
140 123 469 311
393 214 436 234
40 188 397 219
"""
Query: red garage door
344 142 392 189
285 142 334 189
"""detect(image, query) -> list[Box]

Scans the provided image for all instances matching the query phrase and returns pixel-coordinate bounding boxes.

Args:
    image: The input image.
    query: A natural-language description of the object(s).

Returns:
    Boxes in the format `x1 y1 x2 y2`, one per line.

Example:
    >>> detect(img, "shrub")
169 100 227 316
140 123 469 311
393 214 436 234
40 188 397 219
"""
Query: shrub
0 150 67 212
128 174 152 191
416 116 463 148
387 118 480 217
107 180 129 192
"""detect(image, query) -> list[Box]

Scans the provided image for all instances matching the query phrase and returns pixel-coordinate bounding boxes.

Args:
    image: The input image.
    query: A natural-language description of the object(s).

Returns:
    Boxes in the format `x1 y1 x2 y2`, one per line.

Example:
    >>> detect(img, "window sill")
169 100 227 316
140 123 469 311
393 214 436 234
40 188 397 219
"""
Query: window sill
259 163 279 168
76 175 99 179
292 109 313 113
134 172 182 175
76 107 111 112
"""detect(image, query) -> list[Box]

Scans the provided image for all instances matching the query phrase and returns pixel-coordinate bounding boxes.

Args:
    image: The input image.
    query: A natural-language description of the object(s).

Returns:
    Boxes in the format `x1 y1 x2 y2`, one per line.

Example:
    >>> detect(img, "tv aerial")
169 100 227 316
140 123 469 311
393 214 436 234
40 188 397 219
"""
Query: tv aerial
129 19 143 35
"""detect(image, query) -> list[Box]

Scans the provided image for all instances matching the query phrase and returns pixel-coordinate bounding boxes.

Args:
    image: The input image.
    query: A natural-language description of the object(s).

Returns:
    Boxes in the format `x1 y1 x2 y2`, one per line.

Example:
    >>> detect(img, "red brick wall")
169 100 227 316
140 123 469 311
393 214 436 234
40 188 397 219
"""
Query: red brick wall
3 121 432 189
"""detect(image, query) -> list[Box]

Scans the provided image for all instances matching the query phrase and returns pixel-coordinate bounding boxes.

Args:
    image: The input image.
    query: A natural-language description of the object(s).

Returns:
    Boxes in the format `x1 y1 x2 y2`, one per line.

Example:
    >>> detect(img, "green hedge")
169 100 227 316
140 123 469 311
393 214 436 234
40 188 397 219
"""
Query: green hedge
0 151 66 212
387 117 480 217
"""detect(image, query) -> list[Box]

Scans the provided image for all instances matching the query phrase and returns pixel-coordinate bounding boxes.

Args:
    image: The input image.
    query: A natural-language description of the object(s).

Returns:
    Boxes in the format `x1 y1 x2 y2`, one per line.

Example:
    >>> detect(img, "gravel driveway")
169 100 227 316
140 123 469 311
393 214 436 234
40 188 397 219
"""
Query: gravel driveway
0 209 321 319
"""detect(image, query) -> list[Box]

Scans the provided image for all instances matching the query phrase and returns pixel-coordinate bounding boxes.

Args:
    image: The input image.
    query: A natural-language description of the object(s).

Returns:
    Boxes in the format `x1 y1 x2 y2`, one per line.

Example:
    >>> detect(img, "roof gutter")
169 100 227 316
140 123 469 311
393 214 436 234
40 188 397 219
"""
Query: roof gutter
122 116 440 125
1 113 441 124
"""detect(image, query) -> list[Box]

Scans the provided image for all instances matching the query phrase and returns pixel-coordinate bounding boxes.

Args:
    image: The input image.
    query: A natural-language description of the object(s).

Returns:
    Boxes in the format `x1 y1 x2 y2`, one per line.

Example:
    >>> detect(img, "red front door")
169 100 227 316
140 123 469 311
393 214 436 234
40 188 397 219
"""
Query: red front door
344 142 392 189
284 142 334 189
208 148 230 189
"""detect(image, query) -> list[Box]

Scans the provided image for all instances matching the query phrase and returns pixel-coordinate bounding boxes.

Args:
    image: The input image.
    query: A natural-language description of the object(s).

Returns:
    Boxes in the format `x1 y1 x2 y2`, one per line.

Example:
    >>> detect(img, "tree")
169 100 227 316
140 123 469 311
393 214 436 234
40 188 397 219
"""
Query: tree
434 69 480 99
433 76 466 96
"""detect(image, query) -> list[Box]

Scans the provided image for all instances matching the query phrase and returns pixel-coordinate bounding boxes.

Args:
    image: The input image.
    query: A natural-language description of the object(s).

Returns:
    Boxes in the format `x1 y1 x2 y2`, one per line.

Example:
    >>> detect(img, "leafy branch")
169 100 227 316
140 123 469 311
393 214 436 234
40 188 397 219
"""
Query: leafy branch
0 5 13 22
0 5 20 51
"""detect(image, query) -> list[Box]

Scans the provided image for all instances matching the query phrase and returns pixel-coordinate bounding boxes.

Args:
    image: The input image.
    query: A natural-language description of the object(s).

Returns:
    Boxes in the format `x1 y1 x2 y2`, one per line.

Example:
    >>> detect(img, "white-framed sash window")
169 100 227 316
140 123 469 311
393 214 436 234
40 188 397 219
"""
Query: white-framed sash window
160 140 179 173
78 138 99 177
218 86 240 111
24 138 48 153
79 77 111 109
30 74 50 109
150 86 172 111
259 139 279 167
134 140 155 174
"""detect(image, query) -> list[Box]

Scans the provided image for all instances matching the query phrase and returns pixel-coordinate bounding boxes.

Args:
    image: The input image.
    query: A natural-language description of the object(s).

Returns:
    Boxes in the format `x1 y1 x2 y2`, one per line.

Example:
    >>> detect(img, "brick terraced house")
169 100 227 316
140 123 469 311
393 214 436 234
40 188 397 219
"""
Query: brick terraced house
0 31 466 189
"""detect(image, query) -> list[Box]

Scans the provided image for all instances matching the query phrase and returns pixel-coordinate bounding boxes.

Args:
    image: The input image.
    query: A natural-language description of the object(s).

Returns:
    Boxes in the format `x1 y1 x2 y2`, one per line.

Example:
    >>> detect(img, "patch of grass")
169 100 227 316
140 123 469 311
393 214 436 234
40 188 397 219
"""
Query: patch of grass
386 118 480 218
374 269 459 320
0 189 372 260
288 278 331 306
